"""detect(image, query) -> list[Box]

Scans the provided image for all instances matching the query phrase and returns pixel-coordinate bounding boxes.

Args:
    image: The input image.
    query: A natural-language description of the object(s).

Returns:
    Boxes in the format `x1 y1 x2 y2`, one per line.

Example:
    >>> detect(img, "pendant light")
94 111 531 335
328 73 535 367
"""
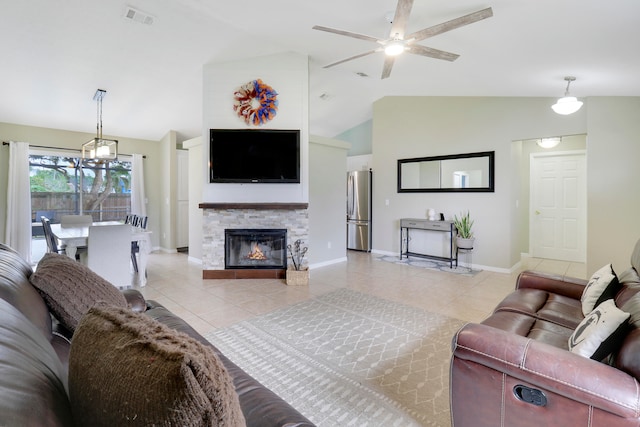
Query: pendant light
551 76 583 115
82 89 118 160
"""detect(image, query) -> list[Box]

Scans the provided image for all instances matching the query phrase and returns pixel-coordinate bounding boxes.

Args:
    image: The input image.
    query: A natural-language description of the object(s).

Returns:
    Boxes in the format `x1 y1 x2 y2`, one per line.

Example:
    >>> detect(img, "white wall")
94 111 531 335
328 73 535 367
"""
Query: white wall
372 96 587 270
202 52 309 203
373 96 640 273
587 97 640 274
159 130 177 252
309 135 350 267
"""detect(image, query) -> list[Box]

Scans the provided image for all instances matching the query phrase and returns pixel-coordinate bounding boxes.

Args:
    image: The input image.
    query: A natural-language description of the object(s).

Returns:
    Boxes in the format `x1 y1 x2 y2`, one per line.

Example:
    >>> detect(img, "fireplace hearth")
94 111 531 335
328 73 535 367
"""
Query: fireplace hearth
225 229 287 270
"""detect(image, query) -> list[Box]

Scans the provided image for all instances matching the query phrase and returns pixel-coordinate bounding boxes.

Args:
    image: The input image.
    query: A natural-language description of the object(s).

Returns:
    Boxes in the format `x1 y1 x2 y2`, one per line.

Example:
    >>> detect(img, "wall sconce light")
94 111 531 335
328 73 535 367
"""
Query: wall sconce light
82 89 118 160
551 76 583 115
537 137 562 149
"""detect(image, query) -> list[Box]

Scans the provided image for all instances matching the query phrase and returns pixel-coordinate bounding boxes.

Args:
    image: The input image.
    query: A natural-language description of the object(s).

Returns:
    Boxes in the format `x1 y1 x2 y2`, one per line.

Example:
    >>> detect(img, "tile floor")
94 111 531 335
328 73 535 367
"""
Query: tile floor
124 250 588 338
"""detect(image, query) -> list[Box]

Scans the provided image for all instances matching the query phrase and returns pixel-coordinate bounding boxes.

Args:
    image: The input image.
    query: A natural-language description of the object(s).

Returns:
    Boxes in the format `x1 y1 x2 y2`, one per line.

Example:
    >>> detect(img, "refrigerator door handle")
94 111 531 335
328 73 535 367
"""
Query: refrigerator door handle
347 174 354 217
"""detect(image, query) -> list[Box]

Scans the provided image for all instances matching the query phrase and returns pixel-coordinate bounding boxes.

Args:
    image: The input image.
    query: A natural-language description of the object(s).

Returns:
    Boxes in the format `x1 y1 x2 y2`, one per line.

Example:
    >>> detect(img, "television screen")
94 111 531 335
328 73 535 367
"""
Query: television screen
209 129 300 183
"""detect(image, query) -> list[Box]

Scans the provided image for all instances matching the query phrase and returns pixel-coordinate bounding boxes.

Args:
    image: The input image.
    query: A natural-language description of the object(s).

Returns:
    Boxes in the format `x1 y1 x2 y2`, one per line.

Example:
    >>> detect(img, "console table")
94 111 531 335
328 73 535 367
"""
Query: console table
400 218 457 268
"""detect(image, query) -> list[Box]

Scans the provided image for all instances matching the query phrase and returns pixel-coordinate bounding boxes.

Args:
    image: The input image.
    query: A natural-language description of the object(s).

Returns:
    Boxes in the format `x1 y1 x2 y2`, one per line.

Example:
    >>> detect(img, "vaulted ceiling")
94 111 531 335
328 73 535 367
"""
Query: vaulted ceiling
0 0 638 141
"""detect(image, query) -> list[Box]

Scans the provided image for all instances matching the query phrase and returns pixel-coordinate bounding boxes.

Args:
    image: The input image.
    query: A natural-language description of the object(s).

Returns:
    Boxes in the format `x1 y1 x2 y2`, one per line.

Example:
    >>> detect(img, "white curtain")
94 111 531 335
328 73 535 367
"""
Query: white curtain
5 141 32 262
130 154 146 216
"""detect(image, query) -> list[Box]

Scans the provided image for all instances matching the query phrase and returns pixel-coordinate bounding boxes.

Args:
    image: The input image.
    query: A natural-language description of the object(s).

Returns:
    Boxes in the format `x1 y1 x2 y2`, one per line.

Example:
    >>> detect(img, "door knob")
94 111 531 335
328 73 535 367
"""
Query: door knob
535 210 541 215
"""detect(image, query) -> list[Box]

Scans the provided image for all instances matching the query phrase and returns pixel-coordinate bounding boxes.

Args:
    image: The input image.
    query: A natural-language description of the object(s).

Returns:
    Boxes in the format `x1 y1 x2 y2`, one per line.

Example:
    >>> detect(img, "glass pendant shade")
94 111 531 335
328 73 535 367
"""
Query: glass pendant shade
551 76 583 115
551 96 583 115
82 137 118 160
81 89 118 160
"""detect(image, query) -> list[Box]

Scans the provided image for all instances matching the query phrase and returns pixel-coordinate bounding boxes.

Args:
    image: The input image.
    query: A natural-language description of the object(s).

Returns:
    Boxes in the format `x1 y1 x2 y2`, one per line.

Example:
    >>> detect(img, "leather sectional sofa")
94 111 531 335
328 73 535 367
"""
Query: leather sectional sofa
451 240 640 427
0 243 314 426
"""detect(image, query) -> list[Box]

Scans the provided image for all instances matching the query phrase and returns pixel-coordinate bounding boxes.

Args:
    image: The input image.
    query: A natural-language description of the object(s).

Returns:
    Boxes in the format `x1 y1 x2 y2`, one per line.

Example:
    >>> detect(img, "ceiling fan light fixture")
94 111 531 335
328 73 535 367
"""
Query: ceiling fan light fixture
552 76 583 115
384 40 405 56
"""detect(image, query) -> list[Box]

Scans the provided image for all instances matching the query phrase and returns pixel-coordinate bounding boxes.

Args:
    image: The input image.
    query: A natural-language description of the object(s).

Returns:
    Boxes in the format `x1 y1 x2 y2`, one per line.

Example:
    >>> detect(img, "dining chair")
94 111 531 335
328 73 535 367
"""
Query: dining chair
41 216 65 254
130 215 148 273
87 224 132 288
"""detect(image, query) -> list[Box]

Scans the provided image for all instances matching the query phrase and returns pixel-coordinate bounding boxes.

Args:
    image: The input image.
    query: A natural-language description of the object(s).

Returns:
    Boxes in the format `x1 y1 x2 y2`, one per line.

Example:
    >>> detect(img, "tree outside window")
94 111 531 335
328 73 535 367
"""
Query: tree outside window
30 154 132 223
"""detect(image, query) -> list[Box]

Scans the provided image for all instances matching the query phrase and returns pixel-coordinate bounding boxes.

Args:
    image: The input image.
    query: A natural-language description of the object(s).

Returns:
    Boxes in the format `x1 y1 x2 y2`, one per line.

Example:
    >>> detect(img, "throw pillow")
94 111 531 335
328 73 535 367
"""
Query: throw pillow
568 299 630 360
69 302 246 427
581 263 620 316
29 253 127 332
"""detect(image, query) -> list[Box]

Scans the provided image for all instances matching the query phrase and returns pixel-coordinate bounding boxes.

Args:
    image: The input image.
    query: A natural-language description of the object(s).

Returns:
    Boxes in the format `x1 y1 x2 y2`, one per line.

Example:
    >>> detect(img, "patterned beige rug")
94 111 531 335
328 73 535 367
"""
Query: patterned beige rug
206 288 465 426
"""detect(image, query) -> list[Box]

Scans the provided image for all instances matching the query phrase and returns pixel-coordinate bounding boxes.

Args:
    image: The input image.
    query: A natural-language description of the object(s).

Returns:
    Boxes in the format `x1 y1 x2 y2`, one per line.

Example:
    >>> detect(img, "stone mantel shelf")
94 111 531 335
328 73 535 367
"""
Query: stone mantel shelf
199 202 308 210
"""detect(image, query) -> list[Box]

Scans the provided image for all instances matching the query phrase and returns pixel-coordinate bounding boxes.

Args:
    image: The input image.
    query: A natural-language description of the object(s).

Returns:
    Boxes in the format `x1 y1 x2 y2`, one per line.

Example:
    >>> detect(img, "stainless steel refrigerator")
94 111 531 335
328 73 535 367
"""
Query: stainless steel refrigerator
347 169 372 251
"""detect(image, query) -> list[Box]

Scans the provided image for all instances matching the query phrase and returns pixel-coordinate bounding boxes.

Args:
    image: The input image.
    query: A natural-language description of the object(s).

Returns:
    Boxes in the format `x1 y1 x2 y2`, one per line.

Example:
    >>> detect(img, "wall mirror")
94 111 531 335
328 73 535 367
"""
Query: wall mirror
398 151 495 192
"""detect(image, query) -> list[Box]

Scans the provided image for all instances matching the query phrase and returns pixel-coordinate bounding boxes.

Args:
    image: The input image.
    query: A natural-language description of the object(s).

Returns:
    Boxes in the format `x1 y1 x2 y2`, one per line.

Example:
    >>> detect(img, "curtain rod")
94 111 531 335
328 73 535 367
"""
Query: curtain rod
2 141 145 158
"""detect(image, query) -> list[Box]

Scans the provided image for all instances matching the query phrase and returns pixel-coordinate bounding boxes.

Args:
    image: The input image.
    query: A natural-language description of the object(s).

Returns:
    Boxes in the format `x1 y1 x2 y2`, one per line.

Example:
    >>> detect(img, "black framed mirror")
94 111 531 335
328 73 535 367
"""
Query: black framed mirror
397 151 495 193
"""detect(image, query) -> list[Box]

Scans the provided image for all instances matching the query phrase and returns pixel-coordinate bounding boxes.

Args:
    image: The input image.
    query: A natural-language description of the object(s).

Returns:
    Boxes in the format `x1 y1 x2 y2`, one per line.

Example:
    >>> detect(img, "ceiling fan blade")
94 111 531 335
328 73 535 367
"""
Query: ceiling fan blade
406 44 459 62
389 0 414 39
322 49 381 68
312 25 381 43
381 56 395 79
405 7 493 42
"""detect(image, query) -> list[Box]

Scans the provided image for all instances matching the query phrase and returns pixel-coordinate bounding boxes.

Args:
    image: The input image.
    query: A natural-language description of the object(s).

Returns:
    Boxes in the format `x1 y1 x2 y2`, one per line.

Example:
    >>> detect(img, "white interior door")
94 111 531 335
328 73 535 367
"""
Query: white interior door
530 152 586 262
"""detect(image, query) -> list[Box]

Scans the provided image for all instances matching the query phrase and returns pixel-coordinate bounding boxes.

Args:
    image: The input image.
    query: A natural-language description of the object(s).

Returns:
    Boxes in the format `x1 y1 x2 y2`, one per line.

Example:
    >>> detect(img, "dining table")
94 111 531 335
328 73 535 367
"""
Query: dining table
49 221 152 285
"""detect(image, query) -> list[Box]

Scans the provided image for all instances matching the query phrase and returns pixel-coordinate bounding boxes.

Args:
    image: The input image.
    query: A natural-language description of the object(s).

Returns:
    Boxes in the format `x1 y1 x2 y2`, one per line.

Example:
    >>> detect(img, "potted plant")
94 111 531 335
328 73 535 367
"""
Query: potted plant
453 211 475 249
286 239 309 286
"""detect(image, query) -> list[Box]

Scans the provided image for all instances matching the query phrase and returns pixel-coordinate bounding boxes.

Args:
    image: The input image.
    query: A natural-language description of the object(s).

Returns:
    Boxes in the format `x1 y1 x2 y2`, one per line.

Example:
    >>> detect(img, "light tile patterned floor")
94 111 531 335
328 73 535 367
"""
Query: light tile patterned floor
130 250 587 338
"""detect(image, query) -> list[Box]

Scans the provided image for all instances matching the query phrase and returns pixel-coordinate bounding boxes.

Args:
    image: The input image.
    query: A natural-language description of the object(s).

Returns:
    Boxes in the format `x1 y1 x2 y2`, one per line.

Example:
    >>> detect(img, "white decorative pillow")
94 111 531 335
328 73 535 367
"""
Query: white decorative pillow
581 264 620 316
569 299 630 360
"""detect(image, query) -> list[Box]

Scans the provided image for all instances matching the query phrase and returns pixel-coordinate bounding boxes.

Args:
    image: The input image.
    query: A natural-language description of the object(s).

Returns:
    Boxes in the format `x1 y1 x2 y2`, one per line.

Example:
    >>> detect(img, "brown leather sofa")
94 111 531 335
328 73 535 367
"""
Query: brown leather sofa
0 243 314 426
451 240 640 427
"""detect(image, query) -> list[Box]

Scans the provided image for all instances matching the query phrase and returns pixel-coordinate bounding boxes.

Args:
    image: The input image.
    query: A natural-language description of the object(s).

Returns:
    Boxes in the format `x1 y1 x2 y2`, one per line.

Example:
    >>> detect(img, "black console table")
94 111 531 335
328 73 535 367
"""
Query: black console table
400 218 457 268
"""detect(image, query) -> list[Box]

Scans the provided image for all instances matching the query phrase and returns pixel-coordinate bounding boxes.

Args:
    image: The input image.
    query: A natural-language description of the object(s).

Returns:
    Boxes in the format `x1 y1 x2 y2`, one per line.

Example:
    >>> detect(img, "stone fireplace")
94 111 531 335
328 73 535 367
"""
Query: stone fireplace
199 202 309 279
225 229 287 270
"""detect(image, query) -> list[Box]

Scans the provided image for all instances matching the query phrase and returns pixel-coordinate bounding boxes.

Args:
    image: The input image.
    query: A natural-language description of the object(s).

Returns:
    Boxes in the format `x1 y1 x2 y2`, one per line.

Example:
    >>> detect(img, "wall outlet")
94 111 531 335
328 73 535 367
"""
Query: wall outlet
327 241 332 249
385 199 389 206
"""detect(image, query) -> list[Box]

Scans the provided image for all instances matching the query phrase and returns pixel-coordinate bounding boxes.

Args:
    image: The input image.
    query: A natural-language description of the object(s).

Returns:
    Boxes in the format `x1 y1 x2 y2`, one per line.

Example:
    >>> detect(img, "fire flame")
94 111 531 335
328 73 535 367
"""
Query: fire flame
247 243 266 260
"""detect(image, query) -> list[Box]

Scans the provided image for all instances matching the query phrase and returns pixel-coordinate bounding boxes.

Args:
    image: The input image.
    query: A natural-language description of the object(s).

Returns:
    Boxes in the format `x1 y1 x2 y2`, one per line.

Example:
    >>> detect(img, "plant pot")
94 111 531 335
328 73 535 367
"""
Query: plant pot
286 268 309 286
456 237 475 250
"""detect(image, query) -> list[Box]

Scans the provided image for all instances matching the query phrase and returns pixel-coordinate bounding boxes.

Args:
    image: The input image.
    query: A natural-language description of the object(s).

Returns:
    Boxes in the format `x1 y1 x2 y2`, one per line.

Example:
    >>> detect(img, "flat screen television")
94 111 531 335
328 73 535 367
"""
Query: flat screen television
209 129 300 184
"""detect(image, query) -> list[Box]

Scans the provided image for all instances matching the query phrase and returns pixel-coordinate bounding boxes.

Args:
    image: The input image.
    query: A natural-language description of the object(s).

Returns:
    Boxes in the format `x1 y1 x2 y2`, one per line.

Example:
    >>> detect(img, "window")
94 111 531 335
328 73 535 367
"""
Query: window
30 152 132 223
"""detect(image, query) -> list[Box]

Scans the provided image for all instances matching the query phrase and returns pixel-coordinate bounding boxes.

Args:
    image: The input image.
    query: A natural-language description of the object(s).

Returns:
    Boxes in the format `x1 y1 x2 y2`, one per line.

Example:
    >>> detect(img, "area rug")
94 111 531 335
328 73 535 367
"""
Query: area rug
376 254 481 276
206 288 465 426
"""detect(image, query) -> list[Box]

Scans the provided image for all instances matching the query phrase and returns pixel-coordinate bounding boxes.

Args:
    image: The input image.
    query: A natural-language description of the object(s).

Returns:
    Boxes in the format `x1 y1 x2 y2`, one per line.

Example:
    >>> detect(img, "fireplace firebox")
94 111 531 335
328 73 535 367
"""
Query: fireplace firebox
225 229 287 270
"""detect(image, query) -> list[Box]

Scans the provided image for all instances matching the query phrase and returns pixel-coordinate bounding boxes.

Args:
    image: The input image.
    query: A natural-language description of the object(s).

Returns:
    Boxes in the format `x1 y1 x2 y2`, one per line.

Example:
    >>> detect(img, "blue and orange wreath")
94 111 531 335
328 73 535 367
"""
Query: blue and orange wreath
233 79 278 126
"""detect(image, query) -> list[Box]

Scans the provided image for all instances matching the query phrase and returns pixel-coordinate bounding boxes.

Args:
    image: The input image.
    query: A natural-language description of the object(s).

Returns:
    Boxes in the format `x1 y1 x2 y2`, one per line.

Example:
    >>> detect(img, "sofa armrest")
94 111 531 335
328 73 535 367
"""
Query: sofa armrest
516 270 587 300
121 289 146 312
452 323 640 418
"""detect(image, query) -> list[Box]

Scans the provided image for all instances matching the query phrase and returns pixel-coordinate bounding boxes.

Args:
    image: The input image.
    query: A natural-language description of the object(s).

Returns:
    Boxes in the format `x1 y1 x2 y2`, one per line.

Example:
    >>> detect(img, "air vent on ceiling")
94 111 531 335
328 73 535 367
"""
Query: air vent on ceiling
124 7 155 25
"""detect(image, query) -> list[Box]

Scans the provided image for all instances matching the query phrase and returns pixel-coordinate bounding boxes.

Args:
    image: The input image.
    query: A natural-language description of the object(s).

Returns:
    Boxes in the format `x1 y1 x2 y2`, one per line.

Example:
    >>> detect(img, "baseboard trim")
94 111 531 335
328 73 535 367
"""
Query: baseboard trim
309 257 347 270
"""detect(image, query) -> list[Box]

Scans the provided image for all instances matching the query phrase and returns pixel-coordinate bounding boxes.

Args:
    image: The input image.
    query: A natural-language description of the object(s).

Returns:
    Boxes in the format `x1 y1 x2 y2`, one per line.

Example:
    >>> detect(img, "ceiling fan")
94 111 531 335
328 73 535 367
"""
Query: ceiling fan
312 0 493 79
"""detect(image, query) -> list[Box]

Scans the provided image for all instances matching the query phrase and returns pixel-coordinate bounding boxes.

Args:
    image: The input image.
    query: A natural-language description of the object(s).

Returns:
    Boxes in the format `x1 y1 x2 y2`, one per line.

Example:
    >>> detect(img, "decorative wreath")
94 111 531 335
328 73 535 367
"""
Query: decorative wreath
233 79 278 126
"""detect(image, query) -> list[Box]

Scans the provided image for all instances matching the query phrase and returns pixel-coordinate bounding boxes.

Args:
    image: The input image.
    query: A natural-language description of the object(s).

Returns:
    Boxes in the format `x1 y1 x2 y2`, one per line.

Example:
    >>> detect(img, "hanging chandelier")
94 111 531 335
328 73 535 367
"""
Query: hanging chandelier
82 89 118 160
551 76 583 115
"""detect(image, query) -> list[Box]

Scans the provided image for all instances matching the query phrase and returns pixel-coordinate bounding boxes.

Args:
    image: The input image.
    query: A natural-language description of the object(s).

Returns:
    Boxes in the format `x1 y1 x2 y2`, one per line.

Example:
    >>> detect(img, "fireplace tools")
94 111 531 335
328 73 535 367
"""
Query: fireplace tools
287 239 307 271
